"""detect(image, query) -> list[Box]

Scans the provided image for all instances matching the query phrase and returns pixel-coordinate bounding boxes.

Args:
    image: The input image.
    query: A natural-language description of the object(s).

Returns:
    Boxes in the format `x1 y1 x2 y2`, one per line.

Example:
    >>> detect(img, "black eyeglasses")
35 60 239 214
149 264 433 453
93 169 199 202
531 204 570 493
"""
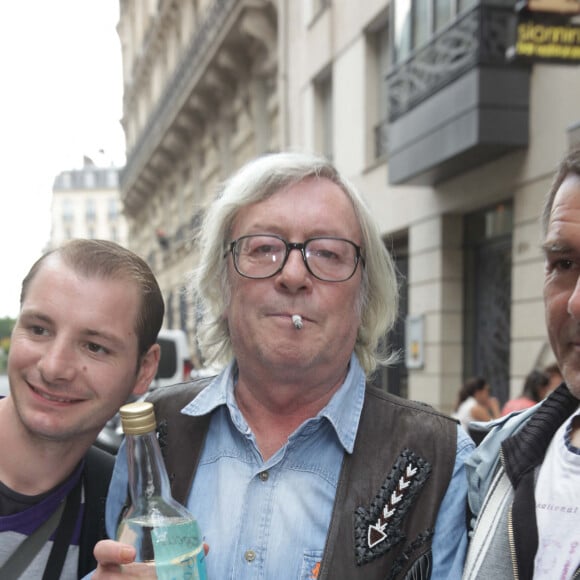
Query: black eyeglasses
227 234 364 282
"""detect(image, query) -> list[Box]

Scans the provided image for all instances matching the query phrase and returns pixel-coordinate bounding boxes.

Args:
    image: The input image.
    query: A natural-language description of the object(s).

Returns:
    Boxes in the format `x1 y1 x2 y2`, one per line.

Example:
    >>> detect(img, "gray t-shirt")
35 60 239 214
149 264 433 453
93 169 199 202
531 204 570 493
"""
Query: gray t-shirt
0 464 83 578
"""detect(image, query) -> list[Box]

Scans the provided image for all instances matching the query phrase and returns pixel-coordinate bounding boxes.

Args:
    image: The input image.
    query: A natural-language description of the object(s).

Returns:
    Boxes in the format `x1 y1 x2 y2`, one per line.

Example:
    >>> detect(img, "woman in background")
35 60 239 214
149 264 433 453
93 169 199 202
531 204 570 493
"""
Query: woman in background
453 376 501 432
501 368 553 416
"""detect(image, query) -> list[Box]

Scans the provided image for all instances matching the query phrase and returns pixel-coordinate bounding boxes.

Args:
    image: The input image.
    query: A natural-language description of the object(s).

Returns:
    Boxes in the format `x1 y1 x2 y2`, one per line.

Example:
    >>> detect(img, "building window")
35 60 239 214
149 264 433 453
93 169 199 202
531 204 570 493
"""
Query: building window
86 198 96 222
314 73 333 160
61 172 72 188
394 0 412 62
108 198 119 221
413 1 430 50
84 171 96 188
435 0 453 33
106 169 118 188
368 15 390 161
393 0 473 63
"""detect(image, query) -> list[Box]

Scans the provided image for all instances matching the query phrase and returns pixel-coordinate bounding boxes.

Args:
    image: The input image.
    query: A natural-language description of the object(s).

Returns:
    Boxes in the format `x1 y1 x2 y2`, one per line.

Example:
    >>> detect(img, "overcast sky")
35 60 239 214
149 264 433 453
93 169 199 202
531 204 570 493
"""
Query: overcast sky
0 1 124 318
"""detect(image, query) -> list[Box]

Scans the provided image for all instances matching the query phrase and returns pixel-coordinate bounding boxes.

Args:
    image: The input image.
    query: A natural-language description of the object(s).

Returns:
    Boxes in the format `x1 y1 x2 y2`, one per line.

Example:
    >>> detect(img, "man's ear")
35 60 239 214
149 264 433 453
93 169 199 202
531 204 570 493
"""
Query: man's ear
133 343 161 396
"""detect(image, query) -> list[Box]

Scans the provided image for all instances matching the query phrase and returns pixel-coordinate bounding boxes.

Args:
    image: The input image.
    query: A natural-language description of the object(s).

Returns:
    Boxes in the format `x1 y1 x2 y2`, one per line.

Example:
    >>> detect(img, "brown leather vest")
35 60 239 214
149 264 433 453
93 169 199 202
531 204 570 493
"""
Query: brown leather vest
149 380 457 580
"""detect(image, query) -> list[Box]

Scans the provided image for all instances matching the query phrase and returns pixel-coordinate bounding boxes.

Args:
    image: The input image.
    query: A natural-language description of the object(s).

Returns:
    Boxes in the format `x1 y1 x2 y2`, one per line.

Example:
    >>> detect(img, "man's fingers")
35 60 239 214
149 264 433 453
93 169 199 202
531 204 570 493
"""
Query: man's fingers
92 539 208 578
93 539 136 565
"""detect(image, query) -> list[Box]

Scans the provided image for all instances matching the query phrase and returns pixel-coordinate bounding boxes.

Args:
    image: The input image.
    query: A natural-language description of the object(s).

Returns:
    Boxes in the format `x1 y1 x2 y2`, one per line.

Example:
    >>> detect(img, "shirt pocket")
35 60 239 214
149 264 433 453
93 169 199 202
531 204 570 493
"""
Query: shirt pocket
300 550 323 580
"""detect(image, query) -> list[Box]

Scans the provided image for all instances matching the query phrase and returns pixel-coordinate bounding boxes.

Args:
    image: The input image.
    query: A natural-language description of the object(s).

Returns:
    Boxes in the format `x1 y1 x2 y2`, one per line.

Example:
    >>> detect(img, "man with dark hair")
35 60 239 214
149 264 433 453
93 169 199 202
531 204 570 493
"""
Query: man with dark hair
463 146 580 579
0 239 164 578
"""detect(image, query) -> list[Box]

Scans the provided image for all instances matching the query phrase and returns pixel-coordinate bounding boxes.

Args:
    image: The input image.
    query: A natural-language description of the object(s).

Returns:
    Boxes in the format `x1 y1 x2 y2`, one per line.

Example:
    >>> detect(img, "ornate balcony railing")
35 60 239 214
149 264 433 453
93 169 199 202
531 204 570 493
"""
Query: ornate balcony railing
387 4 519 122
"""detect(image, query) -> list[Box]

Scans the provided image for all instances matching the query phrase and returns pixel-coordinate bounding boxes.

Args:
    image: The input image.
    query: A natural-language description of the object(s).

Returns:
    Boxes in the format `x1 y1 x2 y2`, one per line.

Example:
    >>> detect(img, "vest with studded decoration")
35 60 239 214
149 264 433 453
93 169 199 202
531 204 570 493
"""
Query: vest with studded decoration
148 380 457 580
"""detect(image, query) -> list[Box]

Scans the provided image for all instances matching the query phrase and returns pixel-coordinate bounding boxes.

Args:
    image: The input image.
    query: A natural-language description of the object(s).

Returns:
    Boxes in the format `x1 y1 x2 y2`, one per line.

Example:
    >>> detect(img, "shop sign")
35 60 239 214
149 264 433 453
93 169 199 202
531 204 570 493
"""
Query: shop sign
508 11 580 64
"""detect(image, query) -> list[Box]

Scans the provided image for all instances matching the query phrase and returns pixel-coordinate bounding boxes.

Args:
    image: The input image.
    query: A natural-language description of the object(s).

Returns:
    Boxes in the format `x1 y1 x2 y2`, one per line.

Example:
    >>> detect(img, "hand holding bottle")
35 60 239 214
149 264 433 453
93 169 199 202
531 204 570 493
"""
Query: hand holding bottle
92 539 210 578
109 401 208 579
92 539 154 578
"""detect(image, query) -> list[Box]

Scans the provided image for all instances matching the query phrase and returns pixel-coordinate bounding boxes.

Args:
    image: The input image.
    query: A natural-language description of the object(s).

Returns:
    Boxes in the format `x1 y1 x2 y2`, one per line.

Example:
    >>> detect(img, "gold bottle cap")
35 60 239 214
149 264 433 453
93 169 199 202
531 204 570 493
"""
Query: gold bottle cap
119 401 157 435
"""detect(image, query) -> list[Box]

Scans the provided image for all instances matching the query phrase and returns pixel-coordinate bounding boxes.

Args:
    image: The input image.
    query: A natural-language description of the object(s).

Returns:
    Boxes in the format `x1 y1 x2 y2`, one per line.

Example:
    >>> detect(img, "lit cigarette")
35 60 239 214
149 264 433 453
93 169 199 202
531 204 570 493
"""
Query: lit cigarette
292 314 303 329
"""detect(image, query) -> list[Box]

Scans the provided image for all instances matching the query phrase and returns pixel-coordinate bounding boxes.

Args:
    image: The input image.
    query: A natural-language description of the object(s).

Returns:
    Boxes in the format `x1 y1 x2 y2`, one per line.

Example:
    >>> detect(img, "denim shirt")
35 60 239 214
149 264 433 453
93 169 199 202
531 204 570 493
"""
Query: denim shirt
105 355 472 579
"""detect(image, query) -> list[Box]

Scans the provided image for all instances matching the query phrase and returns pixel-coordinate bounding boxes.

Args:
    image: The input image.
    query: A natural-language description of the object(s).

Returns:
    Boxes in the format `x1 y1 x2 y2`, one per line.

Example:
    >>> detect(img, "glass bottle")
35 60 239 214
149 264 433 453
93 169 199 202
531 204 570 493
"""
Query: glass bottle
117 401 208 580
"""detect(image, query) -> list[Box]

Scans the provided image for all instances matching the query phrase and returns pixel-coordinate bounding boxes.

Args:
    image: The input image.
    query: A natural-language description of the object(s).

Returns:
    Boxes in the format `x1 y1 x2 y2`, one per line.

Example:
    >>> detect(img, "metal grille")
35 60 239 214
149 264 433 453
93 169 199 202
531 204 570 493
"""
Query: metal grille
471 236 512 404
387 4 517 121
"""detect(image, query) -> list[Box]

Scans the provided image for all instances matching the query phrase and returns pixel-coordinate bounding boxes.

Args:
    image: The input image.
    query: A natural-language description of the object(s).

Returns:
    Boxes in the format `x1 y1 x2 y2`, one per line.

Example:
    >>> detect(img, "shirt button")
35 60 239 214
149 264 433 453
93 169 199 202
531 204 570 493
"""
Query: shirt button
245 549 256 562
259 471 269 482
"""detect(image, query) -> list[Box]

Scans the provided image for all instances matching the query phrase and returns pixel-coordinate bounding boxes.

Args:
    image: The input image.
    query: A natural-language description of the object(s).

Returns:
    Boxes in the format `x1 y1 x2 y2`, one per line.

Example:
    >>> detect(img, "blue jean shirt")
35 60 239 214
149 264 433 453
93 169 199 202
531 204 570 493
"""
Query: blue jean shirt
105 355 473 579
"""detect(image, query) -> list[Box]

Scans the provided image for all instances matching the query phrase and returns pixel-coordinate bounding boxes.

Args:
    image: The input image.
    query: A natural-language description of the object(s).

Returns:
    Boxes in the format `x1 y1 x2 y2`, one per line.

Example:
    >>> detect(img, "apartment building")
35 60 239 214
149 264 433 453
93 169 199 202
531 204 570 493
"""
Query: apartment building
116 0 580 411
50 157 127 249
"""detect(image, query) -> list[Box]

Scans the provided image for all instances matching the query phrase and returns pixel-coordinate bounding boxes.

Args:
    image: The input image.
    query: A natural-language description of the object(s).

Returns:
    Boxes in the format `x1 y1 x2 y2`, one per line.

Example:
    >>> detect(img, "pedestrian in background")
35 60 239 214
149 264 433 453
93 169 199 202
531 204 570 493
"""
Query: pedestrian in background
92 151 473 579
453 376 501 433
0 239 163 578
501 368 551 416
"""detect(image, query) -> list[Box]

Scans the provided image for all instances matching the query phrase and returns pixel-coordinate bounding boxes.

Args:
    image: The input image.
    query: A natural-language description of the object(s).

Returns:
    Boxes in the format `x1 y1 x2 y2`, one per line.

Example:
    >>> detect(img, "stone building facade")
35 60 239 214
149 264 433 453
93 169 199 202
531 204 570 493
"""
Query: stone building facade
50 158 127 250
117 0 580 412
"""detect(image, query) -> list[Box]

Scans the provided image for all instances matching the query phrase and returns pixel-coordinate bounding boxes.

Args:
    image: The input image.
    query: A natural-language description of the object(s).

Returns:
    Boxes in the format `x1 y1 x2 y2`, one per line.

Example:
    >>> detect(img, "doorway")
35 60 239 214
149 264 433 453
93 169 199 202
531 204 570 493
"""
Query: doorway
463 203 513 405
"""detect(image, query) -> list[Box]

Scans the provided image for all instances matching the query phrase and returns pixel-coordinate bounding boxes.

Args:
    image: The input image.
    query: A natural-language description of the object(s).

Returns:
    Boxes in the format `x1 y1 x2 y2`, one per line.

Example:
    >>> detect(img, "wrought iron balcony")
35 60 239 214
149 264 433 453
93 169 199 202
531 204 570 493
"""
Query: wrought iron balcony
387 4 518 122
386 4 530 185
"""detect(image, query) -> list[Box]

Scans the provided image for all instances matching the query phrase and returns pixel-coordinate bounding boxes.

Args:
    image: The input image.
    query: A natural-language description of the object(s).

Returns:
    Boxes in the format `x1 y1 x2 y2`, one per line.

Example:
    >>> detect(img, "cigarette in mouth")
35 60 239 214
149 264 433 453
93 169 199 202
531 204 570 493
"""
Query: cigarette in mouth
292 314 303 329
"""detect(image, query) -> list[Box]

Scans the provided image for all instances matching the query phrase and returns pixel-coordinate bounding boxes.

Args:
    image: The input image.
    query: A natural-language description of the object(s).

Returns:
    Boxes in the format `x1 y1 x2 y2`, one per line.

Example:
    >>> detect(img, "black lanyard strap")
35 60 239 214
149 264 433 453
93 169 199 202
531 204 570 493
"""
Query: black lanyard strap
0 499 65 578
42 475 82 580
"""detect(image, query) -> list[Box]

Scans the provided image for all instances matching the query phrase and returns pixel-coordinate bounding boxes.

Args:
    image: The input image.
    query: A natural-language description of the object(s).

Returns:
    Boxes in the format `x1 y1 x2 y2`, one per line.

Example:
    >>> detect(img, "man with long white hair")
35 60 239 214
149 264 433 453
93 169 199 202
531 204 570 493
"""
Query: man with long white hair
94 152 472 580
